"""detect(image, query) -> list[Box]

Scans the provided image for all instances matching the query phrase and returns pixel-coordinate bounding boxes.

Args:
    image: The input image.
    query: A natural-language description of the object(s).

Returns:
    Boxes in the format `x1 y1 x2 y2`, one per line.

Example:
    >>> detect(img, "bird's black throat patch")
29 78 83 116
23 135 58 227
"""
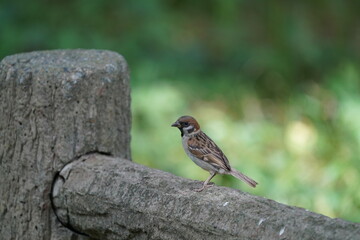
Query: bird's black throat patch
179 128 184 137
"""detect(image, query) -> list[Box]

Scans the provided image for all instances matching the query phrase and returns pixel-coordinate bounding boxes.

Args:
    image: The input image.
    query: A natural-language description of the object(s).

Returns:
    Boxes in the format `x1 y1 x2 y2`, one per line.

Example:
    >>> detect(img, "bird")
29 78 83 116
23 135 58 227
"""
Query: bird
171 115 258 192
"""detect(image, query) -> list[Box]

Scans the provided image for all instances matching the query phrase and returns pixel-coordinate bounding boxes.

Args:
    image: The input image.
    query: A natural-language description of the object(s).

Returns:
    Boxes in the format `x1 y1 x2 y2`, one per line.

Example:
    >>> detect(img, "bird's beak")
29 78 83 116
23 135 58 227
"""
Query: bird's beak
171 121 180 127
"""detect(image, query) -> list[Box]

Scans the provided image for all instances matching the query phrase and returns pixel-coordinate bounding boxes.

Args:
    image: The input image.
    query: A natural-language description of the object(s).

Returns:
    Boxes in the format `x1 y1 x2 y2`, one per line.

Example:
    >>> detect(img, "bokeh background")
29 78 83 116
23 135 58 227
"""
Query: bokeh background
1 0 359 222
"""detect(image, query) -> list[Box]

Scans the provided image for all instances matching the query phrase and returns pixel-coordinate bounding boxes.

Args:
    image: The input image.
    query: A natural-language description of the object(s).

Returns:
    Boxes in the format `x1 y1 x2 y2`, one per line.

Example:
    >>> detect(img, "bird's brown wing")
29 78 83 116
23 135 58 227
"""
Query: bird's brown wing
187 131 231 171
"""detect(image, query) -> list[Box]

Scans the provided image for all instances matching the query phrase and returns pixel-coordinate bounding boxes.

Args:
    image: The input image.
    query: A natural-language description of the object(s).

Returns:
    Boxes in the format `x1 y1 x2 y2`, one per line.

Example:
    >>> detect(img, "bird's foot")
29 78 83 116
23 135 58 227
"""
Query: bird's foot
194 182 215 192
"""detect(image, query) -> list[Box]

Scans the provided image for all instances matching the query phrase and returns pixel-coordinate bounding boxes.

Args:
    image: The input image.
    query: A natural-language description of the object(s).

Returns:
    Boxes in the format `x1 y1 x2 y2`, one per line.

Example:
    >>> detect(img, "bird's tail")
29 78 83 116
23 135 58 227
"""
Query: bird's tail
229 168 258 188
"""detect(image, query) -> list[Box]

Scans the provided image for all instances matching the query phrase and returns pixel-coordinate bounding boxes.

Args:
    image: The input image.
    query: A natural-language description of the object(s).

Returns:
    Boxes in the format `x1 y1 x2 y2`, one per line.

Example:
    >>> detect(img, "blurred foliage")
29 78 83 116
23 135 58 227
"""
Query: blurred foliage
1 0 360 222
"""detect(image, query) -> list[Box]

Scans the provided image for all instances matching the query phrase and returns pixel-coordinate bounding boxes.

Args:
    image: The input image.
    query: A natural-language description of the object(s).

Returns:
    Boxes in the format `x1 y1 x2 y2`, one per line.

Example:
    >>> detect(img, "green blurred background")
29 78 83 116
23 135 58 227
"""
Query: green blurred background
1 0 359 222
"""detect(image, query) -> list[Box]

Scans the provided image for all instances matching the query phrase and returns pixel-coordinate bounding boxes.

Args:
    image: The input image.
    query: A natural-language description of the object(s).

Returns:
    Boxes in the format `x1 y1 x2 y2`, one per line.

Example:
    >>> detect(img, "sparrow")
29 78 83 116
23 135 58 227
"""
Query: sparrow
171 115 258 192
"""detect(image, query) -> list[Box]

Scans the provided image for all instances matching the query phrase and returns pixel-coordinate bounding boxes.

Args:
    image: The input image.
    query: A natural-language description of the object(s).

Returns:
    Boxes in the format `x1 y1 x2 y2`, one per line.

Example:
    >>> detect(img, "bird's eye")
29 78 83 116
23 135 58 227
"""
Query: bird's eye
183 122 189 127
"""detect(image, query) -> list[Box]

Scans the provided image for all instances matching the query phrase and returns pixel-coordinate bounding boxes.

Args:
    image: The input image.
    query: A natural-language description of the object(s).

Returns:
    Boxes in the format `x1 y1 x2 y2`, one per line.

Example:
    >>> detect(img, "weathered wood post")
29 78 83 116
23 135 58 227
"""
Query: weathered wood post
0 50 131 239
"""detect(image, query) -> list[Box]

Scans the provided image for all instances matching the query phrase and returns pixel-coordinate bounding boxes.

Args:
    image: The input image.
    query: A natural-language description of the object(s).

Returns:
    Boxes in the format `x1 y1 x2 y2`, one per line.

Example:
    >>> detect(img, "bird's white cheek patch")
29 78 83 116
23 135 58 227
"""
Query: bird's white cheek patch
184 125 194 134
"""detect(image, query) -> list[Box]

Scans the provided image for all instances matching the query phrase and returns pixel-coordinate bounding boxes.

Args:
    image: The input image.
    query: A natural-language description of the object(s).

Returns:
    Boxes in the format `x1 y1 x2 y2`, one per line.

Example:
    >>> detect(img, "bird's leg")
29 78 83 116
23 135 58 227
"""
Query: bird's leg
194 172 217 192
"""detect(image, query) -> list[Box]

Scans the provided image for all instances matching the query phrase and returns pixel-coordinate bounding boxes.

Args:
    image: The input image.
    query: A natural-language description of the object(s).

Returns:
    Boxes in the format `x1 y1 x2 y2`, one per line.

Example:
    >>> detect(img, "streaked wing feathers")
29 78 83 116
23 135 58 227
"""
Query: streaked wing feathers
187 132 231 171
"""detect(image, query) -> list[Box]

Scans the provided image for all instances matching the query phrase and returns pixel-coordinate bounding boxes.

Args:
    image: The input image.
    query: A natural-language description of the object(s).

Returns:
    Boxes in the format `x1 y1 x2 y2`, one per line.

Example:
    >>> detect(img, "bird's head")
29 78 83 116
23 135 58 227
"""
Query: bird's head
171 115 200 137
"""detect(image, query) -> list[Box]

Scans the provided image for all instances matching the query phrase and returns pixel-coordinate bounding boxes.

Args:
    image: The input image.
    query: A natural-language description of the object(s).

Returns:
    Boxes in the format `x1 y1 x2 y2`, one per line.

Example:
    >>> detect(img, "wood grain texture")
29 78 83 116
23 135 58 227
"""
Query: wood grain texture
0 50 131 239
53 153 360 240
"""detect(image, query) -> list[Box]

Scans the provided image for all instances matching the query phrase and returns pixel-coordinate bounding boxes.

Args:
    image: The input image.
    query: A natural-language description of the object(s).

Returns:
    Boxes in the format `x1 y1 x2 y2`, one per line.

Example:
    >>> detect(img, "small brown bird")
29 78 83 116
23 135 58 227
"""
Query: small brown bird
171 115 258 192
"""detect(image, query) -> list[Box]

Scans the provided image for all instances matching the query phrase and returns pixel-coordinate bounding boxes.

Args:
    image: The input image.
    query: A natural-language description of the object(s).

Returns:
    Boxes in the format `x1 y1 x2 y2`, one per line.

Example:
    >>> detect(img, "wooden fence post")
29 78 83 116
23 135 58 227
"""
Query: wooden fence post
0 50 131 239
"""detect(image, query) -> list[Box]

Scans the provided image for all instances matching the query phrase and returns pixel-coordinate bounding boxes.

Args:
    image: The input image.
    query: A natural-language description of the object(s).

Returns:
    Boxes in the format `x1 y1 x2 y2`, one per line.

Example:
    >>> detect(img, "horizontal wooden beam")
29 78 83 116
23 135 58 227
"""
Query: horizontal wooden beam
51 153 360 239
